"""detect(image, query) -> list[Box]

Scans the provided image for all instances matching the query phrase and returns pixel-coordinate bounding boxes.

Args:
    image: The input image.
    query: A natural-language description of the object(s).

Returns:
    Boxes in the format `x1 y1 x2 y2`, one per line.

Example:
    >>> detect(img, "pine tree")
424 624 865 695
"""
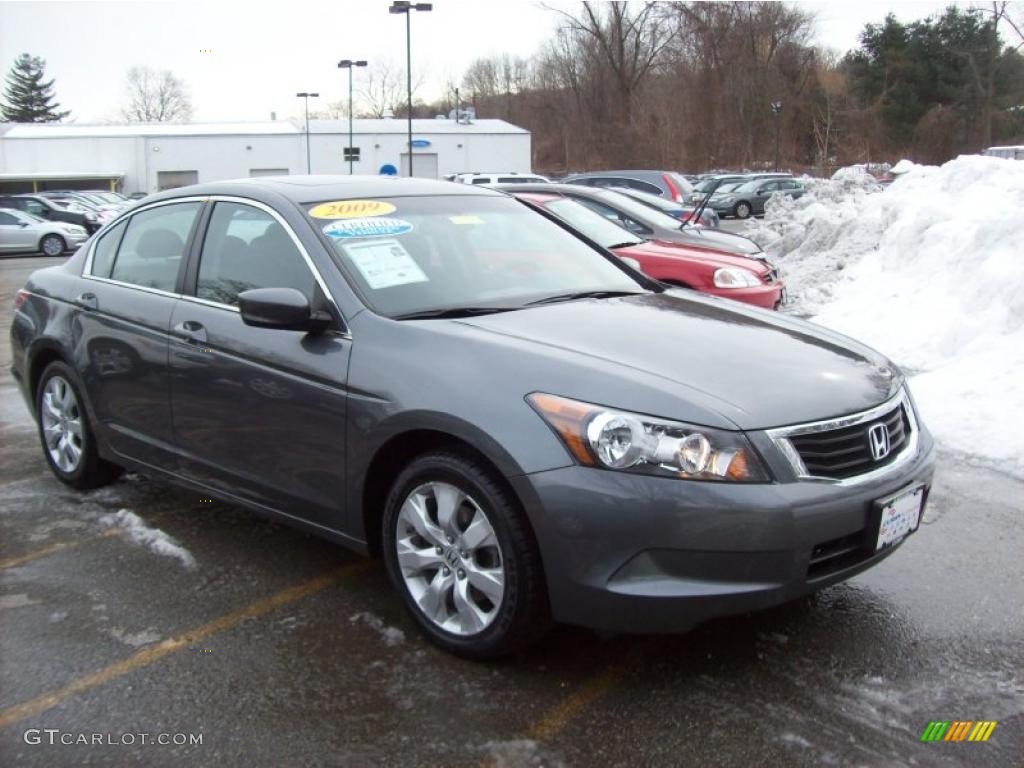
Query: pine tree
1 54 71 123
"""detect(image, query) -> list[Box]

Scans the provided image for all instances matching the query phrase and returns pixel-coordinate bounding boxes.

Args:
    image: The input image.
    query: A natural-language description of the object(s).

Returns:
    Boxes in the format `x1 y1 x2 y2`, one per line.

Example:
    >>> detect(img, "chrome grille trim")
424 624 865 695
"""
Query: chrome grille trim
766 388 919 486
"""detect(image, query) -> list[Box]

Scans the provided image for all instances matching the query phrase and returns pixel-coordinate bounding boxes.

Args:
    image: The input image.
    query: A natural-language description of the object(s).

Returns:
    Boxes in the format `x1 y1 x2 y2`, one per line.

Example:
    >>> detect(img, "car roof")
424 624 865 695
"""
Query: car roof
142 175 504 207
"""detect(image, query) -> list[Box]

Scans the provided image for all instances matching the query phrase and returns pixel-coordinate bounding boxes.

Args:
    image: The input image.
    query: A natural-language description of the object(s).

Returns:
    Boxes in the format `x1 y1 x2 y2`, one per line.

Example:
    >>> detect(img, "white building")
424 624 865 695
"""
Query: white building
0 118 532 194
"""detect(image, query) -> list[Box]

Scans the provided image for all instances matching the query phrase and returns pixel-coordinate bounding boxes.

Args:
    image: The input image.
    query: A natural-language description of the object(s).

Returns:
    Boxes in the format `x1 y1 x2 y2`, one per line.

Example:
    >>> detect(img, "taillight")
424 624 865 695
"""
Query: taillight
662 173 683 203
14 289 29 310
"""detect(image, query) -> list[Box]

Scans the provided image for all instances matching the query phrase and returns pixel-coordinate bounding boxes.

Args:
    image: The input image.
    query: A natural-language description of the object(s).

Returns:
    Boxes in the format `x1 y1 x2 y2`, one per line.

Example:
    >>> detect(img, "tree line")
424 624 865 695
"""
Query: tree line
439 1 1024 173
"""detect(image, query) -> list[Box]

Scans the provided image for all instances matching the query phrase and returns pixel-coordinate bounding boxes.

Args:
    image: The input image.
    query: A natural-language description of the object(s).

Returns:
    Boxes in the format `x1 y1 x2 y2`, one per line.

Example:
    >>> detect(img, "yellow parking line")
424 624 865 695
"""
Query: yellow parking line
526 664 628 742
0 529 120 570
0 512 174 571
0 562 367 729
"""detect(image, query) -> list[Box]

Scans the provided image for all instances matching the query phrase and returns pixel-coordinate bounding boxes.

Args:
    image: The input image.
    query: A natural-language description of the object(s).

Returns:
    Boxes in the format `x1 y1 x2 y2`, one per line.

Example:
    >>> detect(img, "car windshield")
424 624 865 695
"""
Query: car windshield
715 182 746 193
306 195 646 318
593 189 684 230
544 197 644 249
694 178 738 192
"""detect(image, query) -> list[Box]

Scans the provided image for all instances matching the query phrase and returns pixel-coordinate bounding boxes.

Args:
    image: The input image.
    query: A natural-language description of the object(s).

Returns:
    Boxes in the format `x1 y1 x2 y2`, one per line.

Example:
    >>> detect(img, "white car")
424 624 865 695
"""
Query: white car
453 172 550 185
0 208 89 256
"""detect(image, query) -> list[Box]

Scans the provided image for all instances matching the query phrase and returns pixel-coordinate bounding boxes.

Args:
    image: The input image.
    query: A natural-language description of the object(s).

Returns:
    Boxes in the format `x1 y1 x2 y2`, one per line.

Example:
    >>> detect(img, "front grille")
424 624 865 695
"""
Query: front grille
789 403 910 479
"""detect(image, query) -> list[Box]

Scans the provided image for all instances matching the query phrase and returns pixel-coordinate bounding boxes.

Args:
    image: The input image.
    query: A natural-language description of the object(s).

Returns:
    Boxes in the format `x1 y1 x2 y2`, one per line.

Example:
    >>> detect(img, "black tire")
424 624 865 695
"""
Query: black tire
733 201 752 219
35 361 122 490
39 234 66 257
382 451 550 659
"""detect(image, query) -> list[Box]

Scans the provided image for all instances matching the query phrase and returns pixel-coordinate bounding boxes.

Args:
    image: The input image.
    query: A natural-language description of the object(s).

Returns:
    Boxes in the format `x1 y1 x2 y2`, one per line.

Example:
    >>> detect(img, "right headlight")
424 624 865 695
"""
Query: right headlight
527 393 770 482
713 267 761 288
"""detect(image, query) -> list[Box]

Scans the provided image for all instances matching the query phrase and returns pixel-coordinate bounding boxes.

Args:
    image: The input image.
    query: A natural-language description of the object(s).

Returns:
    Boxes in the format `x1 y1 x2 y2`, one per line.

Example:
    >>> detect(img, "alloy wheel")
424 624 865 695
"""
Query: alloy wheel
395 481 505 635
40 375 84 473
41 235 64 256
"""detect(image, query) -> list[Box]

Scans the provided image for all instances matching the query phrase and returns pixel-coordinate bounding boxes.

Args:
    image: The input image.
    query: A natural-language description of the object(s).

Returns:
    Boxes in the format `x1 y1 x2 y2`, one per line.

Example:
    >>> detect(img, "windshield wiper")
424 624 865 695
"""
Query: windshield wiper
525 290 644 307
607 241 644 249
393 306 520 320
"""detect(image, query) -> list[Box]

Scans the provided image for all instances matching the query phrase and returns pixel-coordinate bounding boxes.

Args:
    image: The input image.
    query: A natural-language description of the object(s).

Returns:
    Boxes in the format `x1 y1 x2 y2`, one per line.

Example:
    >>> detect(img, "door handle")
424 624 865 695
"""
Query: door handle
73 292 98 311
171 320 208 344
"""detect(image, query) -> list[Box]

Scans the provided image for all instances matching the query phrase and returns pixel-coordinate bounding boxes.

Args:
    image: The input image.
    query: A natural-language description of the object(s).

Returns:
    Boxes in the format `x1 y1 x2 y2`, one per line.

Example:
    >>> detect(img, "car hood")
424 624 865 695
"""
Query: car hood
615 240 769 274
454 292 899 430
670 228 763 256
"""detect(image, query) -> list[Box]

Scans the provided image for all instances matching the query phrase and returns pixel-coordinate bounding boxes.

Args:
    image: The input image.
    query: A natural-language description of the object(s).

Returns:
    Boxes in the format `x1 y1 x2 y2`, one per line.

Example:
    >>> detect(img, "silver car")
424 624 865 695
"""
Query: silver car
0 208 89 256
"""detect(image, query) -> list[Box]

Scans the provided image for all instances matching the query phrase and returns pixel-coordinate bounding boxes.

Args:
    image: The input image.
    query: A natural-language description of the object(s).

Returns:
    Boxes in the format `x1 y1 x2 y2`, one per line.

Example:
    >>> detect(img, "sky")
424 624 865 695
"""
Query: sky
0 0 973 125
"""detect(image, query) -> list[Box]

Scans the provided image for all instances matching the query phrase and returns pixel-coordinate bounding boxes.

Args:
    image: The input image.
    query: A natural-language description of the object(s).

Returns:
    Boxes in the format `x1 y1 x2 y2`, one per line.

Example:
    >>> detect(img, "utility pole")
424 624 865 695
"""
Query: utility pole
296 92 319 174
338 60 367 174
771 100 783 173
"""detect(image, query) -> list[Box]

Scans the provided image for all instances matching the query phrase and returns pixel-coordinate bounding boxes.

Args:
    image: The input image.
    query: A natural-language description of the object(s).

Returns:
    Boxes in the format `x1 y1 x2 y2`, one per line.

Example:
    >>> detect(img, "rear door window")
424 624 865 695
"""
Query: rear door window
196 202 315 307
89 219 128 278
109 202 200 292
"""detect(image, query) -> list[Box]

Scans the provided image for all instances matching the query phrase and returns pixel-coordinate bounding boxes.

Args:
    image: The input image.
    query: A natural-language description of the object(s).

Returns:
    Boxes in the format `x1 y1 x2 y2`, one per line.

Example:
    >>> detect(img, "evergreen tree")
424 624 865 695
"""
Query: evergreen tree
1 54 70 123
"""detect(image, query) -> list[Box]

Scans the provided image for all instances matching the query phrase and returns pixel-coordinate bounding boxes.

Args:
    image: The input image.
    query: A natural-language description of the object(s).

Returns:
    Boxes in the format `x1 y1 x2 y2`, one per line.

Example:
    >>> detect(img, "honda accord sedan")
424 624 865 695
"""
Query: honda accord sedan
10 176 935 659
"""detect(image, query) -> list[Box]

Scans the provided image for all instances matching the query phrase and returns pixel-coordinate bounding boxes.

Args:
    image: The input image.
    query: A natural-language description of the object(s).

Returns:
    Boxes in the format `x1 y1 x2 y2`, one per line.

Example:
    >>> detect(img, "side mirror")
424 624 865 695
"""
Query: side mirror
18 221 29 228
238 287 332 333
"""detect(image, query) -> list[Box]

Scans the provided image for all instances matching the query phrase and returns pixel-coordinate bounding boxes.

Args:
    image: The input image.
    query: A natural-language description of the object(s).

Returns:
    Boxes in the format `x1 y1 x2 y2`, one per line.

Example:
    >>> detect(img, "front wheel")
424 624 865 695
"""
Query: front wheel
40 234 66 257
36 361 122 489
382 451 549 659
733 201 752 219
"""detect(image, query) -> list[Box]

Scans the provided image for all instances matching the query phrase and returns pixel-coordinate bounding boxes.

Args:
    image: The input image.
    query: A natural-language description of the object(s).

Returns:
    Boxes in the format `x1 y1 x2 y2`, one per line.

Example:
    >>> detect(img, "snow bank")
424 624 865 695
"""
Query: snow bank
99 508 196 569
745 155 1024 475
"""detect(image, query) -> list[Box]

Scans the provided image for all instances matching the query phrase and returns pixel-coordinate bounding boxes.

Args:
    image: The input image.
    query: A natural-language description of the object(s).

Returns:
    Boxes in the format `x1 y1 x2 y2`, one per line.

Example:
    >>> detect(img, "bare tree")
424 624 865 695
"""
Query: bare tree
358 59 424 118
121 67 192 122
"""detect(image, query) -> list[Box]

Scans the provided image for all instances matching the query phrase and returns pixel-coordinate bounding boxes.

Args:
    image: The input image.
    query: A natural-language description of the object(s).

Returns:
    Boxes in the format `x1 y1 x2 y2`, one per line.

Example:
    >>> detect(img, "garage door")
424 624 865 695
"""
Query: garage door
157 171 199 191
400 153 438 179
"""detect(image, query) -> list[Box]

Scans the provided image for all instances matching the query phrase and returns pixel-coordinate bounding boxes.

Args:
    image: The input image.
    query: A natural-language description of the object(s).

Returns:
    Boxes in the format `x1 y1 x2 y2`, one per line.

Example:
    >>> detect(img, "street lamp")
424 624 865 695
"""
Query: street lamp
770 100 783 173
296 91 320 174
389 1 432 177
338 59 368 175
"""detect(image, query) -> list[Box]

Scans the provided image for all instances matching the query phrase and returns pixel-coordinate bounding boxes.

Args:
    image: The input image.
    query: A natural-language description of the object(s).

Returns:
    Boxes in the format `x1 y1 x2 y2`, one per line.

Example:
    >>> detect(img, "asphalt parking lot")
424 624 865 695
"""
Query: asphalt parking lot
1 254 1022 767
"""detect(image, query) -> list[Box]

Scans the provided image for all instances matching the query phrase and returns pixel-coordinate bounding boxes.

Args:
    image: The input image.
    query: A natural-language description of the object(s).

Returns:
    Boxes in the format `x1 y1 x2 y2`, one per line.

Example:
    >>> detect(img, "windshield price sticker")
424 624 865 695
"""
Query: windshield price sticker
308 200 397 219
322 217 413 239
342 239 428 290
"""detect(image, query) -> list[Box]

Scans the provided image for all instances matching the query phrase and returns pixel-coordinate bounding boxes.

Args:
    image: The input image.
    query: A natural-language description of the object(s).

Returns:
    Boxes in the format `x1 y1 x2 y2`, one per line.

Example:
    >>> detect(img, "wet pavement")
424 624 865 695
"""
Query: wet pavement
1 255 1021 767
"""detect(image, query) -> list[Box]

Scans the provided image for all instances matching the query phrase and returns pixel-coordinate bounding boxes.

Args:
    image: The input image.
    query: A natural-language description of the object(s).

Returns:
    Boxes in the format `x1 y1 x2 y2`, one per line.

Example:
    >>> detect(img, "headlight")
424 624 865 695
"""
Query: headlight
713 267 761 288
527 393 770 482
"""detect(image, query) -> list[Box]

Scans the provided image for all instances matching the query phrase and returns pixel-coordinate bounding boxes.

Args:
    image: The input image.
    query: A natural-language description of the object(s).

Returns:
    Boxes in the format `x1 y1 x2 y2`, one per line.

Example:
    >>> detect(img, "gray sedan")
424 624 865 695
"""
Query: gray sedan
11 176 934 659
0 208 88 256
711 177 805 219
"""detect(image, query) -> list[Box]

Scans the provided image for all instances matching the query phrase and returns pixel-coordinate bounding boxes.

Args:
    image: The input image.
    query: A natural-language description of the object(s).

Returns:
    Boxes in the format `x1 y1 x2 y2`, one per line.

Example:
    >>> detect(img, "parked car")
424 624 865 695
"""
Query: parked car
512 191 782 309
11 176 934 659
687 175 748 206
608 186 721 228
560 170 693 202
39 193 119 225
710 177 805 219
494 183 769 260
0 208 88 256
454 172 550 185
0 194 101 233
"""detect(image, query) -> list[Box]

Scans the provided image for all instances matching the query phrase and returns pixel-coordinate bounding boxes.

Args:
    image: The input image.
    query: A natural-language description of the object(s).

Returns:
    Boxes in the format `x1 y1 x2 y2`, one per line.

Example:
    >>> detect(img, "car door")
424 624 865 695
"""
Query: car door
754 181 779 213
77 198 203 468
168 198 351 531
0 210 36 252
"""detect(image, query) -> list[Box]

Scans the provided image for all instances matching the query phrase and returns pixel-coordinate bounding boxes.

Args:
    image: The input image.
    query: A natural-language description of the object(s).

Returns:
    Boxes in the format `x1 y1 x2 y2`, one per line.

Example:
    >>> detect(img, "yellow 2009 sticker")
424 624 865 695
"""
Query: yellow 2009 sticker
308 200 397 219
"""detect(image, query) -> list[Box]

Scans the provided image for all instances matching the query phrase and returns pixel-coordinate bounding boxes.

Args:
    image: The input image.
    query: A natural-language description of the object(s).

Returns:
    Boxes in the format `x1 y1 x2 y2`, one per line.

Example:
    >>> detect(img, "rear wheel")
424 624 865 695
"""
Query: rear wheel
733 201 752 219
40 234 65 257
382 451 549 659
36 361 122 489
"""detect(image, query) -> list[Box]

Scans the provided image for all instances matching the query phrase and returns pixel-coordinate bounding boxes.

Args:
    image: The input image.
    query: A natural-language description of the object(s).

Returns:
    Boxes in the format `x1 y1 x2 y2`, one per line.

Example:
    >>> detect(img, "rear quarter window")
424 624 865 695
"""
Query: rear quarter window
89 220 128 278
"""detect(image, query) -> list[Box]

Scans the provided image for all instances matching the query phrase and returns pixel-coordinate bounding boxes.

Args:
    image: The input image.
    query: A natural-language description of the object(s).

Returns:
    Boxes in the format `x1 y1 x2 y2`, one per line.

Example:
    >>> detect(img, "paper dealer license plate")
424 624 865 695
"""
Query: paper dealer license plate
875 485 925 551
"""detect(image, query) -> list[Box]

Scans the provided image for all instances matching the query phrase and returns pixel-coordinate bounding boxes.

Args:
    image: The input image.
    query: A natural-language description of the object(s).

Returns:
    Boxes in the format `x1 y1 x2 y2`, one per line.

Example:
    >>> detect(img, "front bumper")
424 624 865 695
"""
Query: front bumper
511 431 935 633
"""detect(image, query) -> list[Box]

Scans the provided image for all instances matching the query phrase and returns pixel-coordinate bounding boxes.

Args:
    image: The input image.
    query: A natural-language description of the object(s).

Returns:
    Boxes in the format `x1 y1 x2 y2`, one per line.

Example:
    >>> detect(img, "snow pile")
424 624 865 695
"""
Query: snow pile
350 612 406 647
99 508 196 569
746 155 1024 475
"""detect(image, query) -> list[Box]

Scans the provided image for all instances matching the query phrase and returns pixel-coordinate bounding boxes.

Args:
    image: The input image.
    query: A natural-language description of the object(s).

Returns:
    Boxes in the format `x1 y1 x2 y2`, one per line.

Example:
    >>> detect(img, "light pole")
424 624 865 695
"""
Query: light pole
296 92 319 174
771 100 783 173
389 1 432 177
338 59 368 175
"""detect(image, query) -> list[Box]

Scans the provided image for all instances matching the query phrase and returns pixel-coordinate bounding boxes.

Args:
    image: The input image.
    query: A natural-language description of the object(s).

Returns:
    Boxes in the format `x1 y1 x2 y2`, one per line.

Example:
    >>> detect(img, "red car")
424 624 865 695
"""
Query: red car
514 192 784 309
